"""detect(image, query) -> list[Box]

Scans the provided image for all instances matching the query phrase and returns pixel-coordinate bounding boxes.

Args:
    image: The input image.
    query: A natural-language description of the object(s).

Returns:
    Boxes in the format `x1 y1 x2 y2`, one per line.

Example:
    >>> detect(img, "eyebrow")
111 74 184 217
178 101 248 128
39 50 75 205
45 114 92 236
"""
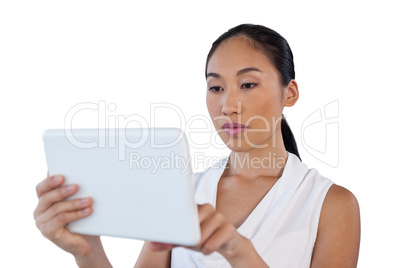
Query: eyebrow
206 67 262 79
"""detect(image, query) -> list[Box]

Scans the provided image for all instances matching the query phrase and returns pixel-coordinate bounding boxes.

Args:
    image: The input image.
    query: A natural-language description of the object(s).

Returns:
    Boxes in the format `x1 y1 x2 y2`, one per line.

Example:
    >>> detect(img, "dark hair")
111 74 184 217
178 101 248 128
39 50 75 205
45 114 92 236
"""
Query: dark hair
205 24 301 162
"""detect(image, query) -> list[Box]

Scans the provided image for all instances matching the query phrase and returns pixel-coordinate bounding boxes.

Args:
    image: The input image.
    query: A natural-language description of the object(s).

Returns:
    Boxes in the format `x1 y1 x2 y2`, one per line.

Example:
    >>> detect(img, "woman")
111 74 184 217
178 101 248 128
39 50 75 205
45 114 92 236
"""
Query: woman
34 24 360 267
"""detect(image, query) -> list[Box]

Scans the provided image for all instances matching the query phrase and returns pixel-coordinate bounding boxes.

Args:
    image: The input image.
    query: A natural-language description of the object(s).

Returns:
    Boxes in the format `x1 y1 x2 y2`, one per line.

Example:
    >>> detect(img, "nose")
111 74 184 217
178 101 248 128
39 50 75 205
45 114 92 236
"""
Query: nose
221 89 241 116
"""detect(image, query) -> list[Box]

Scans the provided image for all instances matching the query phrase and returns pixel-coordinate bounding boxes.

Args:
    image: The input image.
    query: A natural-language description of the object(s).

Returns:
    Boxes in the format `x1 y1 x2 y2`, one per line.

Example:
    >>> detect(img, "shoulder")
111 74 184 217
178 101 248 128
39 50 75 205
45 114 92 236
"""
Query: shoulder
318 184 360 233
287 153 334 196
311 184 360 267
321 184 360 217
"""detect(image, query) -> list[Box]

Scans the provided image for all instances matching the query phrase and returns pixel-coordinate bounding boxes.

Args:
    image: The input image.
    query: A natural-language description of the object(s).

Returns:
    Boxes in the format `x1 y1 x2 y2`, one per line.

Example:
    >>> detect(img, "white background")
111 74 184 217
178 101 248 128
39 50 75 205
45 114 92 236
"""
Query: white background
1 0 401 267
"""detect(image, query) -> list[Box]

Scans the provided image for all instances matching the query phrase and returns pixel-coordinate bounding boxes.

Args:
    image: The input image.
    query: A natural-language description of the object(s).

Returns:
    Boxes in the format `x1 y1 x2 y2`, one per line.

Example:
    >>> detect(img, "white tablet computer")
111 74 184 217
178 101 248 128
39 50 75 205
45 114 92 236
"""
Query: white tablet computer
43 128 200 246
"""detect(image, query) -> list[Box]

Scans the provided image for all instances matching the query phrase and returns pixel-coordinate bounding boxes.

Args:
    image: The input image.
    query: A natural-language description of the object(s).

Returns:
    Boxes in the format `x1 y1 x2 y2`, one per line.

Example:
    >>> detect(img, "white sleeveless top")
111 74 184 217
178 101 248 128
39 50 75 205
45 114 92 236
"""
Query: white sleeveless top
171 151 334 268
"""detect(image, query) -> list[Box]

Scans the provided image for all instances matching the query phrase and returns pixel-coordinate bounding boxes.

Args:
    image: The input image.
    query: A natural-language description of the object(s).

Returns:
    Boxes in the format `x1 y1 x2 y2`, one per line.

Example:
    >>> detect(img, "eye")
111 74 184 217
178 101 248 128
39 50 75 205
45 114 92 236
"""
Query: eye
208 86 223 93
241 83 257 89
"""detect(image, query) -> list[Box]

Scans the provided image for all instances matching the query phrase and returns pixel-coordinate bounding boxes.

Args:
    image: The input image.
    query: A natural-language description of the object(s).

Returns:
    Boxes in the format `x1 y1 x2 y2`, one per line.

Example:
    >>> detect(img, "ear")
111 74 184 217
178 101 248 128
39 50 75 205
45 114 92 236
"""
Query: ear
283 79 299 107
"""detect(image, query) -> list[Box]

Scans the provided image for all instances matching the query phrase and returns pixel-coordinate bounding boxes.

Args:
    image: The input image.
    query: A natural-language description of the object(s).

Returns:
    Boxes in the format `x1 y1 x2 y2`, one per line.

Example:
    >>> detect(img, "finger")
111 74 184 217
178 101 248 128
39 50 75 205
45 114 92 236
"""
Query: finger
197 203 215 223
198 211 226 248
200 224 236 255
36 197 93 224
34 184 78 218
36 174 64 198
39 207 93 239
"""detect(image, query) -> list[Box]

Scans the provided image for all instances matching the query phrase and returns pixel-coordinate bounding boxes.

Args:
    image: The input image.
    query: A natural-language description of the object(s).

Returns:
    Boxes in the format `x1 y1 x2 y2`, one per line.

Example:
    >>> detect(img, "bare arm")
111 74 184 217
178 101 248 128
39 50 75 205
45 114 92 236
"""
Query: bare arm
311 184 361 267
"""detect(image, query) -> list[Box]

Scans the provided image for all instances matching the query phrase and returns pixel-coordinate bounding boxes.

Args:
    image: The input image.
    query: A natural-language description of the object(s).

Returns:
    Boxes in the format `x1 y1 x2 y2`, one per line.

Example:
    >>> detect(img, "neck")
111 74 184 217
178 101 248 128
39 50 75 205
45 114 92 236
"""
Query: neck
225 131 289 180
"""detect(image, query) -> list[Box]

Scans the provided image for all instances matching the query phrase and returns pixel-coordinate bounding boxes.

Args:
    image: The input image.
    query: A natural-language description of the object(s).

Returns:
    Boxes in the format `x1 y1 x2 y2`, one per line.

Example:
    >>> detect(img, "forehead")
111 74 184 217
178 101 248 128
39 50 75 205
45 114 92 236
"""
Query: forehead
207 36 275 74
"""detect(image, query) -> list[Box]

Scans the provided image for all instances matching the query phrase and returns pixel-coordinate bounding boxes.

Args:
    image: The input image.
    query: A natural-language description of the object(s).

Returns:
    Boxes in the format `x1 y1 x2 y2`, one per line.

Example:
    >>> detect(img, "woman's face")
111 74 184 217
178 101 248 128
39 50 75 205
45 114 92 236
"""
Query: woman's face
206 36 286 152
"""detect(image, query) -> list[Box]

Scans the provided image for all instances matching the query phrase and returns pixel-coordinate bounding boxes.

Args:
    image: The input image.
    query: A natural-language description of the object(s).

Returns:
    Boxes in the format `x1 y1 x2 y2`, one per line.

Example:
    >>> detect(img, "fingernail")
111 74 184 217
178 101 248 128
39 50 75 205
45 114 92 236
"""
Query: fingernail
82 208 91 215
80 198 90 206
52 175 62 184
64 185 75 194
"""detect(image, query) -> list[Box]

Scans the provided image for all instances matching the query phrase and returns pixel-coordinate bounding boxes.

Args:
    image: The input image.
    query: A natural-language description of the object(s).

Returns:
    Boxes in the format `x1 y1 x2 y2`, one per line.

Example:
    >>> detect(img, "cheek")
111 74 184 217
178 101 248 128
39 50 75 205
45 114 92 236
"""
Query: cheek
206 97 219 116
250 97 270 114
247 98 280 128
206 99 223 131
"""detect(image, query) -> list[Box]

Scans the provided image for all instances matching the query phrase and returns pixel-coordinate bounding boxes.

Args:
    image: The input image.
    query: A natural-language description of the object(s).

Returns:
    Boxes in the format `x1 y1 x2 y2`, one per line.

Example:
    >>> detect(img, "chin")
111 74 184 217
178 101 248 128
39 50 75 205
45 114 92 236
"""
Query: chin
219 136 254 152
220 132 271 150
226 146 252 153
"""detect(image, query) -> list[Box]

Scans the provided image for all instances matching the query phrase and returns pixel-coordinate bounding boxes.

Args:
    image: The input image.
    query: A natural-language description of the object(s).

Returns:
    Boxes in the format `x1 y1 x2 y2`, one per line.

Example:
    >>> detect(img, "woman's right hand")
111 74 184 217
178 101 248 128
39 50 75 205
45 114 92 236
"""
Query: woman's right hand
33 174 111 267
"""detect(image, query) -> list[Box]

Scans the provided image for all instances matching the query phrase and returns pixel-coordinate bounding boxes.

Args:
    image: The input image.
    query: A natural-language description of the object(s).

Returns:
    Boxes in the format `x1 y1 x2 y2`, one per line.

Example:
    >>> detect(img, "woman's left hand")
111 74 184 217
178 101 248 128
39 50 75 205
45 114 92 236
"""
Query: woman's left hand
149 203 246 260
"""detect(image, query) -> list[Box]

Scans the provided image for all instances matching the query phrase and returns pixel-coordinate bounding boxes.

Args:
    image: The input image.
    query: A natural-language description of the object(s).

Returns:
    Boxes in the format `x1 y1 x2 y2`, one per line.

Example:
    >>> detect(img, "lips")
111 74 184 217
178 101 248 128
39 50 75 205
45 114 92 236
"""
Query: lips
222 122 247 129
222 122 247 135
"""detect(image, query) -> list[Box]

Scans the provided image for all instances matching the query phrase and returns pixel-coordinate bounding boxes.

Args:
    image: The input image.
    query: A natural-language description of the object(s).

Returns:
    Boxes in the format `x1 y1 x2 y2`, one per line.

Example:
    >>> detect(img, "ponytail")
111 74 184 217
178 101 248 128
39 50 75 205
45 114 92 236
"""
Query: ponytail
281 114 302 162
